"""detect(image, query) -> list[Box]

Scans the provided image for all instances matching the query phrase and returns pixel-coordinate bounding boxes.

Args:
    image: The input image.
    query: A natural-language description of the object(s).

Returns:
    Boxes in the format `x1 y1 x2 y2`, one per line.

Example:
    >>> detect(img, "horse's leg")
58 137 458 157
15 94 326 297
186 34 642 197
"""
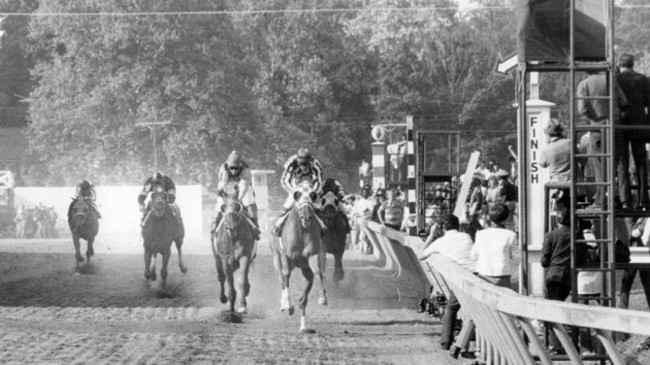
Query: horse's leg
310 249 327 305
333 250 344 286
144 249 154 281
226 261 236 313
280 255 294 315
215 256 227 304
299 265 315 333
86 237 95 263
160 252 170 291
235 256 250 313
73 234 83 269
175 238 188 274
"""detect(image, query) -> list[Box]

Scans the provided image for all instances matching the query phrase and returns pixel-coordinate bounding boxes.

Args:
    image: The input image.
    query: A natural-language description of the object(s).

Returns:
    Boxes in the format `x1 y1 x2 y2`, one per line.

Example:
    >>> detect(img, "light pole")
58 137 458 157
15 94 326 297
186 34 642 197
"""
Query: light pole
135 121 171 172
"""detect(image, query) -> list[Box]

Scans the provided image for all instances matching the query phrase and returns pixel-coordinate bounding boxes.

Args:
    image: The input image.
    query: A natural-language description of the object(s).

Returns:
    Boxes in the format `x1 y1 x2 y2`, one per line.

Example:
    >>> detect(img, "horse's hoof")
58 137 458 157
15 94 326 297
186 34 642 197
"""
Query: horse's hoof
87 248 94 257
220 295 228 304
318 297 328 306
75 254 84 263
180 266 188 274
300 328 316 334
287 306 295 316
218 310 242 323
236 306 247 314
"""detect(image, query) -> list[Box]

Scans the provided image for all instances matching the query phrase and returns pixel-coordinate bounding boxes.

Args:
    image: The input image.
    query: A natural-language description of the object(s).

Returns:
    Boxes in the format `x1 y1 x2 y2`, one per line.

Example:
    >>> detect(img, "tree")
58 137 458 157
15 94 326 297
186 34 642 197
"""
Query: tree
0 0 39 127
25 0 259 186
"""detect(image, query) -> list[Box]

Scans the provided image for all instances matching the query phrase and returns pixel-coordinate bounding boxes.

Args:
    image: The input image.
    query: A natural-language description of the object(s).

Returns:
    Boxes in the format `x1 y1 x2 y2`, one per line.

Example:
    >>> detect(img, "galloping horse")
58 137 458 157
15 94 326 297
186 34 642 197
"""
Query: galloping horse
320 190 348 286
141 185 187 291
68 198 99 270
271 181 326 333
212 193 256 313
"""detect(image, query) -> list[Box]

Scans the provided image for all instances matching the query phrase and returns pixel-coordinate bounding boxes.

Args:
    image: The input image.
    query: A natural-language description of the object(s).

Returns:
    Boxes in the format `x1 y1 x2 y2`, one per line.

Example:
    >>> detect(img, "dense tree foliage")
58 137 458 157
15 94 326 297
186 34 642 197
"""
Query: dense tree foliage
0 0 643 190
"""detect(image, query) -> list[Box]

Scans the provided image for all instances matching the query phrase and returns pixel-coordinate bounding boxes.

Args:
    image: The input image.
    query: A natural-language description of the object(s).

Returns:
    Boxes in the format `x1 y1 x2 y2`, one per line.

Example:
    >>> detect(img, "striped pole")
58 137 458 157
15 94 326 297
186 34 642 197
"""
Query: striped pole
372 142 386 190
406 116 416 221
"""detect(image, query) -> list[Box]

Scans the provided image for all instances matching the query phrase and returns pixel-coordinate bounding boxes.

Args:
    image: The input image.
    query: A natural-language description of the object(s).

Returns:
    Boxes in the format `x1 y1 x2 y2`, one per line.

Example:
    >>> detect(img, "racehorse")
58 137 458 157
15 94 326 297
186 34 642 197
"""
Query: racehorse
141 185 188 292
211 194 256 314
68 198 99 270
271 181 327 333
320 190 348 286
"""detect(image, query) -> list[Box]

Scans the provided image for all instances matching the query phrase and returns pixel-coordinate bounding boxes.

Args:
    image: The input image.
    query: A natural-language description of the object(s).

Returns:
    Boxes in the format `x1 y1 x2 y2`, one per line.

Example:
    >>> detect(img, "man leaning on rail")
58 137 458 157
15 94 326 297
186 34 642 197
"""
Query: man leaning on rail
418 214 477 352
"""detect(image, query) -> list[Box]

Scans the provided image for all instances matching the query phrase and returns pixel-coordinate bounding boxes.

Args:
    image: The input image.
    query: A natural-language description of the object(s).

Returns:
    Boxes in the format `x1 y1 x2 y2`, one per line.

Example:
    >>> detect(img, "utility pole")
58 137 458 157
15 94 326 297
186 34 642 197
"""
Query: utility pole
135 121 171 172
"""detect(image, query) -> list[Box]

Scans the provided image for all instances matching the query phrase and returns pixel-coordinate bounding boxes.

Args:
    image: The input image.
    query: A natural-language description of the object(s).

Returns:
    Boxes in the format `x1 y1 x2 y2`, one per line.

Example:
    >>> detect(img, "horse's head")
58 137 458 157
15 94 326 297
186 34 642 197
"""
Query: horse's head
72 198 90 226
220 197 244 236
293 181 318 229
151 185 168 217
321 191 339 223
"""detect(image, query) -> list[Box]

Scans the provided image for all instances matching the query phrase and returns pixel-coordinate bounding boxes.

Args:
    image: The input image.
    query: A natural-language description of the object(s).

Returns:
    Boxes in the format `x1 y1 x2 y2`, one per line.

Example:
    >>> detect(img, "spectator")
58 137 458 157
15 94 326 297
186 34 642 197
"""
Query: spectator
418 214 476 351
540 119 571 183
371 188 386 223
387 134 407 182
485 175 500 212
496 169 518 232
617 53 650 210
378 188 406 231
540 207 584 355
470 203 519 288
540 118 572 212
577 70 629 210
353 185 376 253
14 205 26 239
621 217 650 310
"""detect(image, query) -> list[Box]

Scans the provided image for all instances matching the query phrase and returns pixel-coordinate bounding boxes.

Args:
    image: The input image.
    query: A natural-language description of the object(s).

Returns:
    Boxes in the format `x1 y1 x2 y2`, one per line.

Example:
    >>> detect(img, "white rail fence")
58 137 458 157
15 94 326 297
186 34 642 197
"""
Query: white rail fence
356 218 650 365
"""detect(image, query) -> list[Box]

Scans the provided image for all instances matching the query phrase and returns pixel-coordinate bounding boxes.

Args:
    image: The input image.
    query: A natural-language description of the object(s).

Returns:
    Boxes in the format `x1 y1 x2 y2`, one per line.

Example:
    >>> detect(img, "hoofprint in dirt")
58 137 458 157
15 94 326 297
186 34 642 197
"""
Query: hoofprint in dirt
0 234 456 364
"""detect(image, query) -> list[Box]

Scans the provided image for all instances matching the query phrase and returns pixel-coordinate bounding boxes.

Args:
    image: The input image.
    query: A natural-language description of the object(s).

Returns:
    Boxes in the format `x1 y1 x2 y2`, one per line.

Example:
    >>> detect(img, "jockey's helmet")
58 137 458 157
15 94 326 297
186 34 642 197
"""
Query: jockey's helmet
227 150 243 170
152 171 164 183
296 148 313 165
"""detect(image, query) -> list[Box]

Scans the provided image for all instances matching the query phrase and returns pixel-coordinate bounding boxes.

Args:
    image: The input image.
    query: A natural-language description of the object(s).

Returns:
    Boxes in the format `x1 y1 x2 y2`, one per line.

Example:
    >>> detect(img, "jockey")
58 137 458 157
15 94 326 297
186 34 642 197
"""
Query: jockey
321 177 351 233
271 147 327 236
72 180 101 218
211 150 261 240
138 171 181 227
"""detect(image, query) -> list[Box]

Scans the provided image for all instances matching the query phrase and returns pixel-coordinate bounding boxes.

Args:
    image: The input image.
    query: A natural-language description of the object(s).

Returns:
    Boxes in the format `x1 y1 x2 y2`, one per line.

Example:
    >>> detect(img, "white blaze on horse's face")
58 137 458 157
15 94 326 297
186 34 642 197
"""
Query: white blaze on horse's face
294 182 317 228
223 199 243 235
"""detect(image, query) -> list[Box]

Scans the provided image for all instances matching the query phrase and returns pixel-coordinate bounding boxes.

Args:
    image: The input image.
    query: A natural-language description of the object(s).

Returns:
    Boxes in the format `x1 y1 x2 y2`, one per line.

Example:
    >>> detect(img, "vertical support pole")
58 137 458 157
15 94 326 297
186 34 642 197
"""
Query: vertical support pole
372 142 386 189
406 116 416 229
518 67 528 296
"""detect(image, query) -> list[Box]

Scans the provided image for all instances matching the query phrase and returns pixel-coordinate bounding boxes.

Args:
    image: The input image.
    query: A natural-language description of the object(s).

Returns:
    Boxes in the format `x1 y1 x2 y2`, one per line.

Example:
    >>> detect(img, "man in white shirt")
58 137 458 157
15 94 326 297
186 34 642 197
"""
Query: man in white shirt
419 214 476 351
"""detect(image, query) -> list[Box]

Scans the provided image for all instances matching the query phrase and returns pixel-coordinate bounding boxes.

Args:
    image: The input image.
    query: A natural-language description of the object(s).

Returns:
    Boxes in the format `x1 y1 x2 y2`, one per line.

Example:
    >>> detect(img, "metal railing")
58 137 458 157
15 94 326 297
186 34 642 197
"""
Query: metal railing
357 218 650 364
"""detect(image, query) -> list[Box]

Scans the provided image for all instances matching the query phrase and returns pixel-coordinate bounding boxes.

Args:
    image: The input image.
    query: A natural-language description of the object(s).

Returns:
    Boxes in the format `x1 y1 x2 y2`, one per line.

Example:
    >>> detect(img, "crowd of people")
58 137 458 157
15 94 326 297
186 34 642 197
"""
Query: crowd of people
14 203 58 239
411 53 650 357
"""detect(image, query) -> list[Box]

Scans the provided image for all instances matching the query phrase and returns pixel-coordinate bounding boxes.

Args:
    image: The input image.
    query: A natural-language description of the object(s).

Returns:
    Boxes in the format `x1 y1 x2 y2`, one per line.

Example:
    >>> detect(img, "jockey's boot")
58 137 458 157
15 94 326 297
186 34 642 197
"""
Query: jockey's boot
342 213 351 234
251 217 261 241
271 208 291 237
211 212 223 234
246 204 261 241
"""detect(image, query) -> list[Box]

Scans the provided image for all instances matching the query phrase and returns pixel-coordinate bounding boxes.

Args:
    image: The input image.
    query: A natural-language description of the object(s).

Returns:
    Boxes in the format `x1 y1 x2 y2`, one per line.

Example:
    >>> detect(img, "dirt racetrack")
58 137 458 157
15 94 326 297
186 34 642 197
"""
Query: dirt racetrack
0 233 456 364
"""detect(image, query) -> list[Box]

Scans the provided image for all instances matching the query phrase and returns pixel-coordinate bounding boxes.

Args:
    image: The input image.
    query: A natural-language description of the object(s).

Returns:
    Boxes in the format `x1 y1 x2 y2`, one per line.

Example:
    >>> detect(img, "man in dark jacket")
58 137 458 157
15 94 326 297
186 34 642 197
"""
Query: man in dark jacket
577 70 629 209
617 53 650 210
